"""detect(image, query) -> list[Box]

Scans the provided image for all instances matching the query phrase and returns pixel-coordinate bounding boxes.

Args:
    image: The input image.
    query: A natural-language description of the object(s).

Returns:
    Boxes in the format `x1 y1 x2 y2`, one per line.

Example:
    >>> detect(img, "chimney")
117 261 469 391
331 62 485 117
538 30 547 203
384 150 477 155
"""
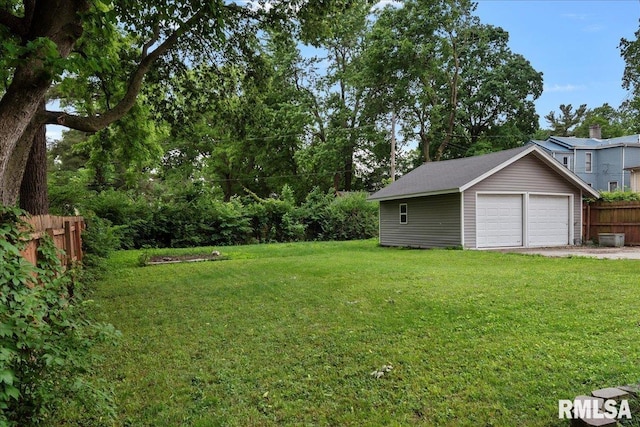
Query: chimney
589 124 602 139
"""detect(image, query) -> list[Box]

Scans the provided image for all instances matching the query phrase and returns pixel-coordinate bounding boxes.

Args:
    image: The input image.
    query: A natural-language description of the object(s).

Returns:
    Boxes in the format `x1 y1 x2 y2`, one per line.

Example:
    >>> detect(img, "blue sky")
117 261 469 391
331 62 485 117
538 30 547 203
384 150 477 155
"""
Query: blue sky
474 0 640 126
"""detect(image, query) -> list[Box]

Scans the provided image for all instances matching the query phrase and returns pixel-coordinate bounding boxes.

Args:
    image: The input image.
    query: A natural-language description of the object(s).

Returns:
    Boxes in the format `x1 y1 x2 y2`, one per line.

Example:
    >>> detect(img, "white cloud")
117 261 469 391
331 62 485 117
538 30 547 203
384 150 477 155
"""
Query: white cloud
583 24 604 33
562 13 589 20
544 84 586 93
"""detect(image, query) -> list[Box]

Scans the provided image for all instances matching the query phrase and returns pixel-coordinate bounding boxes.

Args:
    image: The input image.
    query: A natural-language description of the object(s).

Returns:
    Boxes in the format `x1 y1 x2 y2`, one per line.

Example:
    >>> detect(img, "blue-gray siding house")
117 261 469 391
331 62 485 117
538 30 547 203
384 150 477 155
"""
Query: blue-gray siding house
531 133 640 192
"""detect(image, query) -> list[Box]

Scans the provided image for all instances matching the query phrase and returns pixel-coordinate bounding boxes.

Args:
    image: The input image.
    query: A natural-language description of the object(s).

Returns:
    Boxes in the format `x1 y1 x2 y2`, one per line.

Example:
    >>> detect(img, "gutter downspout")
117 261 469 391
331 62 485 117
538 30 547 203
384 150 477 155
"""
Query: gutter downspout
460 192 465 248
622 146 626 190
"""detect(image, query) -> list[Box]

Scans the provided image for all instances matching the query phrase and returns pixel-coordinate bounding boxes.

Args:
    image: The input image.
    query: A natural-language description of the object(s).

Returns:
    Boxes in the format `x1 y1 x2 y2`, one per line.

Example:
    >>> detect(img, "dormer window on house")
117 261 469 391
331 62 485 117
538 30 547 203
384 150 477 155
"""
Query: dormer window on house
562 156 570 168
585 152 593 173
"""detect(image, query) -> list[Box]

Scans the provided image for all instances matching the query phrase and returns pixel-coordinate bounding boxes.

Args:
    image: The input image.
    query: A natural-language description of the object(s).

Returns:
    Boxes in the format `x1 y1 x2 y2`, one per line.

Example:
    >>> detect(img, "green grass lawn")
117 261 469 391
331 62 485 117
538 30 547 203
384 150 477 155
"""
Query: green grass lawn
89 240 640 426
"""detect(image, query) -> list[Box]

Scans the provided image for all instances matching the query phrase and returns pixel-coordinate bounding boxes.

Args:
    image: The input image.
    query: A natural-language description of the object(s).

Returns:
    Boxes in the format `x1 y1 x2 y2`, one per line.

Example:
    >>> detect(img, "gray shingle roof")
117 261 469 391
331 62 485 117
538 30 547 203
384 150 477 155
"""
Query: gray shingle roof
368 144 600 201
548 135 640 148
369 145 532 201
532 139 572 152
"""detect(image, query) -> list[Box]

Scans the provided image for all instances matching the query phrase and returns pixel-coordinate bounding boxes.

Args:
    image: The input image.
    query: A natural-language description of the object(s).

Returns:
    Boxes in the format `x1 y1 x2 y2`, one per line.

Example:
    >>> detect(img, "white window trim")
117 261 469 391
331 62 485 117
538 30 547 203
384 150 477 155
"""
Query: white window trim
585 152 593 173
608 181 619 192
399 203 408 224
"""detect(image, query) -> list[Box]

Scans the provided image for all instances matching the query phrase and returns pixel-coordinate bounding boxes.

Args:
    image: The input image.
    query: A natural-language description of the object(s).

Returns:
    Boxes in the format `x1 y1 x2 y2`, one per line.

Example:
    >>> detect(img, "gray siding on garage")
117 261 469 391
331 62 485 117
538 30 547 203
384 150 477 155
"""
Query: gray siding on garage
379 193 461 248
463 153 583 248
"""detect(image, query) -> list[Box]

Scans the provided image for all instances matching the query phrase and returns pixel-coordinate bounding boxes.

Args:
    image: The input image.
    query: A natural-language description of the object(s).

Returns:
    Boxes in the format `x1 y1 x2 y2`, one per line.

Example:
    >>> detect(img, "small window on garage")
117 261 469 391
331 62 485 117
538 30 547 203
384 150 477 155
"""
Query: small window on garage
608 181 619 192
399 203 408 224
562 156 570 168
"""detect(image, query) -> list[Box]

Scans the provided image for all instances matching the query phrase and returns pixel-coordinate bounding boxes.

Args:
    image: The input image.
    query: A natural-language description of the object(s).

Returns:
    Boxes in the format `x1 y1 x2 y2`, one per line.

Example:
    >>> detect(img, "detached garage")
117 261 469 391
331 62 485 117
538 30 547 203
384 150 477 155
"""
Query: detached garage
368 145 600 249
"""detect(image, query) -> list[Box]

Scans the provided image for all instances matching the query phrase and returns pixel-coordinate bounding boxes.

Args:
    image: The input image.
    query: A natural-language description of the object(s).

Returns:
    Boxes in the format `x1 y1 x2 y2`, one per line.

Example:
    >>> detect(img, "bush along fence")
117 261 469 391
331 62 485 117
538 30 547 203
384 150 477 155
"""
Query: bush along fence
583 201 640 245
20 215 85 266
1 206 119 425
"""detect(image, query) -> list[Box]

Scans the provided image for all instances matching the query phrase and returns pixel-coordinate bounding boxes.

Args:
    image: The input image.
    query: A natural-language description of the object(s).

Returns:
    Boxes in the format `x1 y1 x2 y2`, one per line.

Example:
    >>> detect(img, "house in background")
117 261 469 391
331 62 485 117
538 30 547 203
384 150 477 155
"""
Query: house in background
531 125 640 192
368 144 599 249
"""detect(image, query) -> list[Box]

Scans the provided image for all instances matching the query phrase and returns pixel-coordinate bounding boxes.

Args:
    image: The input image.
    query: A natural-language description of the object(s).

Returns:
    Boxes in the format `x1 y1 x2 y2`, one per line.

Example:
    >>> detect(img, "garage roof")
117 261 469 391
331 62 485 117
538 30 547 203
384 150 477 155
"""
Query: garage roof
368 144 600 201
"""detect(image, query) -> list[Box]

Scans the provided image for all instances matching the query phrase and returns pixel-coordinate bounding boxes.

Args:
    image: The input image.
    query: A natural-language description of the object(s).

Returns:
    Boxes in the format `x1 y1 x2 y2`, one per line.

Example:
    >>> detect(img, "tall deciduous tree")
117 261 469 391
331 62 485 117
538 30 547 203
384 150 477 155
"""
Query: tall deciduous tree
18 102 48 214
0 0 355 207
456 25 542 151
620 27 640 135
365 0 542 163
621 25 640 99
157 30 312 201
297 1 383 192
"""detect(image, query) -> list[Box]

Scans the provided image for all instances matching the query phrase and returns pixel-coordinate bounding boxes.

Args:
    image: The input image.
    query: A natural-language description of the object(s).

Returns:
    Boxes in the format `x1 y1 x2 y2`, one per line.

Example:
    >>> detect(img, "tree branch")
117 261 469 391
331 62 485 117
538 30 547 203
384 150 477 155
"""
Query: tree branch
141 23 160 60
42 7 209 132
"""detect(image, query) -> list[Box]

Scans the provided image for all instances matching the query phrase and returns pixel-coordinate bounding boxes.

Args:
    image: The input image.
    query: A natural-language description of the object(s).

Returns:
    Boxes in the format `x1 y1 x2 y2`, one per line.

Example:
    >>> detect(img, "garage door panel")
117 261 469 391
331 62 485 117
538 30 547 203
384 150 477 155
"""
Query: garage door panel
528 195 569 247
477 194 523 248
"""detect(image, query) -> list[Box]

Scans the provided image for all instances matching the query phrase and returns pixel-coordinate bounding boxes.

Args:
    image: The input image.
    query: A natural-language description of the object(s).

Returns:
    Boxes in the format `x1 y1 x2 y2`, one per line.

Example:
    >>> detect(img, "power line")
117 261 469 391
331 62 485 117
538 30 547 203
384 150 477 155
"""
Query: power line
203 168 354 184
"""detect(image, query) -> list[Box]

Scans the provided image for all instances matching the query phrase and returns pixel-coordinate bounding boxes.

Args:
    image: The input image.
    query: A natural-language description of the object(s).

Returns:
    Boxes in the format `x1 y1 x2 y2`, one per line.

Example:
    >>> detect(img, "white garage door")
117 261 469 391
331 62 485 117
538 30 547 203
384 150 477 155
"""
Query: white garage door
477 194 523 248
528 195 570 247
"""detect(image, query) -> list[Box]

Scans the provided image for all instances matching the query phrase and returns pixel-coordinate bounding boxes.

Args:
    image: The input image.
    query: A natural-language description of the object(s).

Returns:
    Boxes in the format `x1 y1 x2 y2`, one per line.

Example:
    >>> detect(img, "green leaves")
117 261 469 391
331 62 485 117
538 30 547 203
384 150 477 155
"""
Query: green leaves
365 0 542 161
0 205 119 425
92 0 113 13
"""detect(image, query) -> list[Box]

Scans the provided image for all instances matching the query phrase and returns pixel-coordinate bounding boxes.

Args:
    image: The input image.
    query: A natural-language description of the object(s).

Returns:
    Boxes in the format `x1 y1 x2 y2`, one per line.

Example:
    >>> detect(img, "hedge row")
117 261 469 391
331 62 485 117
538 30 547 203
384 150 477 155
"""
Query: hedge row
53 183 379 249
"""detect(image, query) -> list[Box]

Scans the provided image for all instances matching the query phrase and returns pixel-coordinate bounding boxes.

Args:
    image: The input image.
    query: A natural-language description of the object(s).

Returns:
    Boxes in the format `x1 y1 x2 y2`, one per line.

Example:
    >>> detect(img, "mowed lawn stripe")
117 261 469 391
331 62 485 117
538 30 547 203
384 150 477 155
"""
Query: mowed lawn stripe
91 240 640 426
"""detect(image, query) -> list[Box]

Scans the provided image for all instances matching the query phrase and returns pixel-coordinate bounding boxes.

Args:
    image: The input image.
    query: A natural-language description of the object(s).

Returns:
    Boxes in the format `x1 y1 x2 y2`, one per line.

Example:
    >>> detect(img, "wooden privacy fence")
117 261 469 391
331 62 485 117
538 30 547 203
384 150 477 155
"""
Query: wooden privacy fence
20 215 85 266
583 201 640 245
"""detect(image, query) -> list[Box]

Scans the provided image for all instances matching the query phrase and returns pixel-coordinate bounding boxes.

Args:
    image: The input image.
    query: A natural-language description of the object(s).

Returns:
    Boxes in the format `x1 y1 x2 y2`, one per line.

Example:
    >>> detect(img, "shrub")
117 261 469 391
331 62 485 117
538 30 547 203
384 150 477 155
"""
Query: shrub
598 190 640 202
81 190 152 249
80 213 123 281
145 187 252 248
57 180 378 248
298 188 335 240
163 196 253 247
0 206 119 426
245 186 305 243
48 170 93 216
322 192 378 240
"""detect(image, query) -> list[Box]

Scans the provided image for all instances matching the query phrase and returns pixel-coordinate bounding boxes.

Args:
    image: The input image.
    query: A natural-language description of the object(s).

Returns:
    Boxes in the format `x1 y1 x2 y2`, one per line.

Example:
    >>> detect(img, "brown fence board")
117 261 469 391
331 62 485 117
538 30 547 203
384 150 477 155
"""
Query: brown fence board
583 201 640 245
19 215 85 266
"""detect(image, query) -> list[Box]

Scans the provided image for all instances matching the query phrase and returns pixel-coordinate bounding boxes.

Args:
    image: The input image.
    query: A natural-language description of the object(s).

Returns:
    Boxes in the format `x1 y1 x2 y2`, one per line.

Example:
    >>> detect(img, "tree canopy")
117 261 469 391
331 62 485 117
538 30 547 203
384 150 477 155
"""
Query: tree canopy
363 0 542 162
0 0 359 206
1 0 554 212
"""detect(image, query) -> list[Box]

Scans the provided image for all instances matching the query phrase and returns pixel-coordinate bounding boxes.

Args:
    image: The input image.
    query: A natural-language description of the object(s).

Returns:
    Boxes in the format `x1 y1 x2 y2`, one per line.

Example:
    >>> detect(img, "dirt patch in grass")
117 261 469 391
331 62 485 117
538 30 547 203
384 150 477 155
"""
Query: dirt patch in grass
146 253 227 265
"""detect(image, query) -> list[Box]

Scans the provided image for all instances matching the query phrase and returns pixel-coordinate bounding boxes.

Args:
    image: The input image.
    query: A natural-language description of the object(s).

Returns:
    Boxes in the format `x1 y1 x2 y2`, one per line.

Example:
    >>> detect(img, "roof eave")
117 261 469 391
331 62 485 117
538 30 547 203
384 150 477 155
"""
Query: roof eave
529 147 600 199
368 188 460 202
460 145 538 192
458 145 600 198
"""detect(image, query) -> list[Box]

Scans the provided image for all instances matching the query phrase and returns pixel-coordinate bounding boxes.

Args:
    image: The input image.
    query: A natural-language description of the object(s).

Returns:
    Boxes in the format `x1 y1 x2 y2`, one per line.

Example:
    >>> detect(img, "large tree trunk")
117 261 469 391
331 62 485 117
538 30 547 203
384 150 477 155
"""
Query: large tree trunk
0 68 51 205
343 156 353 191
19 116 49 215
0 0 89 206
0 1 204 206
